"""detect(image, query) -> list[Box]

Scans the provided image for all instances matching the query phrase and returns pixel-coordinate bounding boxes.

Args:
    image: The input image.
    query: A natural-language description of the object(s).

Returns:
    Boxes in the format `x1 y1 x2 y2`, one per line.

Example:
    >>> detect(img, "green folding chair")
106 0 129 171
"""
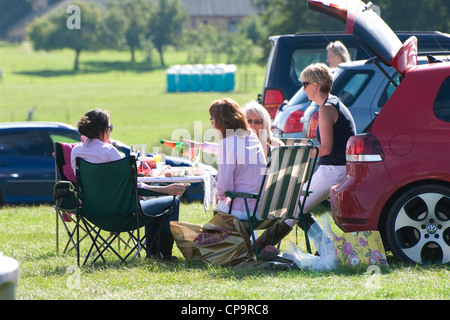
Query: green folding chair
74 156 175 266
54 142 123 256
225 144 318 260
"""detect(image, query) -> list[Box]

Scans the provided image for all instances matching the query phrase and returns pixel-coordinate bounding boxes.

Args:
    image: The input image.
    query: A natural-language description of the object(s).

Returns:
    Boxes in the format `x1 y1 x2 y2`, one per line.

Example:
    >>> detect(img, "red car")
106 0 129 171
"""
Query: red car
308 0 450 264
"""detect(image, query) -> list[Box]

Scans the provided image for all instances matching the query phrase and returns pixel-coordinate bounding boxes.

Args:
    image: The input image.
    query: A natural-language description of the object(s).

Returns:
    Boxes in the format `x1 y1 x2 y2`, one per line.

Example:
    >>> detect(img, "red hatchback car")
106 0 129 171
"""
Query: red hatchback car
308 0 450 264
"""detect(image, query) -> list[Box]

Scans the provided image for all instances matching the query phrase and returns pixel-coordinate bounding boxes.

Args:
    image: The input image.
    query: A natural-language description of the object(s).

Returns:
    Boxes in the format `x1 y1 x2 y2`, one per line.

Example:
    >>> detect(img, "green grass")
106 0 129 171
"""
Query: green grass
1 204 449 300
0 43 449 302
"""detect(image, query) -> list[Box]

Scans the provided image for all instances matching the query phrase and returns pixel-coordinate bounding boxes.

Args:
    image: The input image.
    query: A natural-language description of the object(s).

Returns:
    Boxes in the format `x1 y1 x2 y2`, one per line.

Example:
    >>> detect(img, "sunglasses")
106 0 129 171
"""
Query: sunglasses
303 82 310 89
247 119 263 125
108 124 113 131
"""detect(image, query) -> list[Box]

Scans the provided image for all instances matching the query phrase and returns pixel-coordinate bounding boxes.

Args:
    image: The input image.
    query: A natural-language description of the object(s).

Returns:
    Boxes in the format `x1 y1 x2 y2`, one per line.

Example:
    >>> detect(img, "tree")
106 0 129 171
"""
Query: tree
29 2 103 71
103 0 151 63
184 23 218 64
147 0 188 66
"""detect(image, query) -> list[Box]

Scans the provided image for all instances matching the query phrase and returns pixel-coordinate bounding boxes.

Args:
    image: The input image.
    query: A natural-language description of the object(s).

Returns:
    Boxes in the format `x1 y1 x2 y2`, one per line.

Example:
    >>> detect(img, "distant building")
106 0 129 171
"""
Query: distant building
7 0 258 42
182 0 258 32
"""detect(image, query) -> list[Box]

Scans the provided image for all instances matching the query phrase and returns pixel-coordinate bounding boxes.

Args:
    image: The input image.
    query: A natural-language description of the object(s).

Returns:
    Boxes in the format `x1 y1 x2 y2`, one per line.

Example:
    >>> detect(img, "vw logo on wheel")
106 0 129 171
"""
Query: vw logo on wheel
426 224 437 234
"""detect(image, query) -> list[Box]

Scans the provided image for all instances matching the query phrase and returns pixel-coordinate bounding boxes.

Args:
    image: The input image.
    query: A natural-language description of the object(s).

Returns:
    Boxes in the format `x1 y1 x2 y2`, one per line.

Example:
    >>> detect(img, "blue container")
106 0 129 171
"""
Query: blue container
201 69 213 91
166 69 178 92
178 71 189 92
190 70 200 92
213 66 225 92
224 65 236 91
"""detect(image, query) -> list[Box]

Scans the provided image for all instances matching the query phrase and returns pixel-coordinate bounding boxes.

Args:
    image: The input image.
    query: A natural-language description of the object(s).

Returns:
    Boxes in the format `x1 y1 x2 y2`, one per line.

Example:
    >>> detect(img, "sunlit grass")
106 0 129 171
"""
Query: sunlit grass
1 204 449 300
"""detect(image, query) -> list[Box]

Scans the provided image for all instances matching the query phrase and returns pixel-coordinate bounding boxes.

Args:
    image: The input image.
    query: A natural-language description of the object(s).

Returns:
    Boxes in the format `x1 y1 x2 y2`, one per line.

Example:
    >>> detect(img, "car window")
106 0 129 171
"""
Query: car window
332 69 374 107
0 131 49 157
433 76 450 122
377 73 400 109
49 133 80 144
290 48 357 87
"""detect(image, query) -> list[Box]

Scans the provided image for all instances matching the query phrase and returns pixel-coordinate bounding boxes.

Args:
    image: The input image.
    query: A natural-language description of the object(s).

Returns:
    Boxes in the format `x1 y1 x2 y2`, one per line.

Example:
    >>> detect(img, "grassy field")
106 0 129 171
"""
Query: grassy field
1 204 450 302
0 41 264 147
0 43 449 303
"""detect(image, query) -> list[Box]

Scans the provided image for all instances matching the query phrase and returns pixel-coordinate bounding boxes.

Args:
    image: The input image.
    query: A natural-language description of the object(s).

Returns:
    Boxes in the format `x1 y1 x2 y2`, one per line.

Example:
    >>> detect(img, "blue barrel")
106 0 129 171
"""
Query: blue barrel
166 68 178 92
178 68 189 92
201 67 213 92
213 66 225 91
224 65 236 91
190 69 200 92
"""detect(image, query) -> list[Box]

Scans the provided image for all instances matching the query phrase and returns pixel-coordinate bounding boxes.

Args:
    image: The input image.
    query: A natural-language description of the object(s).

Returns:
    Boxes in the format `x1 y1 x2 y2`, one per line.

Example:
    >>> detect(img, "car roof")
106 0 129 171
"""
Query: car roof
0 121 77 131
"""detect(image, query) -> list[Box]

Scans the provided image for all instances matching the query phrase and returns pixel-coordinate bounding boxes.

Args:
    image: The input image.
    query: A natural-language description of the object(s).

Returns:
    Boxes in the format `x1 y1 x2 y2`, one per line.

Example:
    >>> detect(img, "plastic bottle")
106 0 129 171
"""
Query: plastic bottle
160 139 190 156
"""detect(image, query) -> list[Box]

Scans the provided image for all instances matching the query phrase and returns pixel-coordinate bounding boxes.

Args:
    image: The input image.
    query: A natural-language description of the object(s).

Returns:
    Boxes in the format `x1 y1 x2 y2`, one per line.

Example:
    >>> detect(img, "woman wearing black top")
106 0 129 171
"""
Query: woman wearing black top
255 63 356 252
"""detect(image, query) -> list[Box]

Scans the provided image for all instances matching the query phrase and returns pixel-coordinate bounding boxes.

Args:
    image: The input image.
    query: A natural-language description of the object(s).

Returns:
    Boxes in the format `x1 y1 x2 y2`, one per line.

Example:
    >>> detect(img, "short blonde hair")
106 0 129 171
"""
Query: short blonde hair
300 63 334 94
326 41 351 63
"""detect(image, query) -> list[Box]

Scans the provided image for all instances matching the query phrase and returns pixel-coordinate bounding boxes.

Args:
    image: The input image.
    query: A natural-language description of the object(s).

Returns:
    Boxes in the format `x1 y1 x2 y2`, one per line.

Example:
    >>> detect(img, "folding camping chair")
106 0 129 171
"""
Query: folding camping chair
74 156 175 266
54 142 83 254
225 144 318 260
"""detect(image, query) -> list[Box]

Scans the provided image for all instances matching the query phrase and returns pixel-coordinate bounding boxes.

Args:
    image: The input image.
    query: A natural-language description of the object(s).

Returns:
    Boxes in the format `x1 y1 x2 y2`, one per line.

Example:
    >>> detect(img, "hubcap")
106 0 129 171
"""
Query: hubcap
426 224 437 235
394 193 450 264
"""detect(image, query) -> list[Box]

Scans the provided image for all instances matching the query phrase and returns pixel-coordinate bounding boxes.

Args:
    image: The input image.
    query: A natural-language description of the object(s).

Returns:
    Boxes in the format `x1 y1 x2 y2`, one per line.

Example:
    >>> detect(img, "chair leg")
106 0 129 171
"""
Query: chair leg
56 210 59 254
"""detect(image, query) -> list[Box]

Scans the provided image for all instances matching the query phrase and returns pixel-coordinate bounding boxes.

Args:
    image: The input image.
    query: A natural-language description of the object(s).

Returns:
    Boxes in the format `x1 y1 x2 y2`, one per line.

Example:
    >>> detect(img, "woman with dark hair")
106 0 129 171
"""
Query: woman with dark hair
209 98 267 219
71 109 186 261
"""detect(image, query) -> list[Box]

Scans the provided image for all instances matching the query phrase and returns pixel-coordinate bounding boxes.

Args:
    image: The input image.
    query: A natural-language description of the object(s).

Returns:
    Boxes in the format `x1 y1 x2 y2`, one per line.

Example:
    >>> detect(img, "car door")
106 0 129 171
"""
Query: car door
0 130 55 203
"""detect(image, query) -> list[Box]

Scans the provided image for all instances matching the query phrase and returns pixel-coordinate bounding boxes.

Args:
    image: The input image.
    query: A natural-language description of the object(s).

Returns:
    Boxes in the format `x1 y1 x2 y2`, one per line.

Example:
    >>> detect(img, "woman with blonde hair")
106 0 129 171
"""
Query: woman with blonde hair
243 100 284 157
326 41 351 68
255 63 356 252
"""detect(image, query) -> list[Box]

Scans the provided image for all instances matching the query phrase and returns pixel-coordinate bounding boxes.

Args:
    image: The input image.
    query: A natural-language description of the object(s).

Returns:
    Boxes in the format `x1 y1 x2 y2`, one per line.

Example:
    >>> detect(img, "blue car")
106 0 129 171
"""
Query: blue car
0 122 215 205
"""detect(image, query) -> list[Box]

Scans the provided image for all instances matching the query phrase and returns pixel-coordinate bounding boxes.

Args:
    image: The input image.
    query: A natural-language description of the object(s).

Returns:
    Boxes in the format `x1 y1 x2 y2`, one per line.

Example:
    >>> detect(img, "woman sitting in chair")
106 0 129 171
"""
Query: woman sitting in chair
255 63 356 252
242 100 284 158
71 109 186 261
183 100 283 160
209 98 267 219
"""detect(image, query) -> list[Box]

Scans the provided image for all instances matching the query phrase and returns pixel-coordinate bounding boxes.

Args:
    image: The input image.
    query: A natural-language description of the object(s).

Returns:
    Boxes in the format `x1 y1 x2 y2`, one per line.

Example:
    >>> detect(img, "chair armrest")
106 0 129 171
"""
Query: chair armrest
53 180 76 200
137 188 168 198
225 191 259 199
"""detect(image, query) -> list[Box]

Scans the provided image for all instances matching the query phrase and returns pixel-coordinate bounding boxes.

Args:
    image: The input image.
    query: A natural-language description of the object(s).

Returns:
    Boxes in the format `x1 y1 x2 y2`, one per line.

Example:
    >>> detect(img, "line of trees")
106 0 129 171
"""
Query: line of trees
28 0 262 71
26 0 450 71
29 0 188 70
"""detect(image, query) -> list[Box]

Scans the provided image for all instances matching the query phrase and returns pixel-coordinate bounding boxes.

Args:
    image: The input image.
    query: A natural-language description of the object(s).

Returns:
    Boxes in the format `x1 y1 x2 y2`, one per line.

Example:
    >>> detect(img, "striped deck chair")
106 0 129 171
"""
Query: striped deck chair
225 144 318 260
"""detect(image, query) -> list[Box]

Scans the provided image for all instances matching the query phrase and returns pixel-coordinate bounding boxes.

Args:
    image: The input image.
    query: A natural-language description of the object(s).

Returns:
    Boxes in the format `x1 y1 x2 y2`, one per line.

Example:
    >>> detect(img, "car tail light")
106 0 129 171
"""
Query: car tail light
346 134 384 162
306 111 319 138
282 110 304 133
263 89 284 118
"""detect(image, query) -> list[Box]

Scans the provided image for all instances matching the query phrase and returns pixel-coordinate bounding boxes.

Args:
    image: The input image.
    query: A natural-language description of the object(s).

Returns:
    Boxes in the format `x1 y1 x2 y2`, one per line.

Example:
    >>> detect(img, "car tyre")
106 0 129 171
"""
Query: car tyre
385 183 450 264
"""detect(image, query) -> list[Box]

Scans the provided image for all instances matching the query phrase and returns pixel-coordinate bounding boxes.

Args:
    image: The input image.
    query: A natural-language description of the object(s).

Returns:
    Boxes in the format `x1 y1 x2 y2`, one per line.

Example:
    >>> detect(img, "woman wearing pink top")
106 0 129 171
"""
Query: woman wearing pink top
208 98 267 220
71 109 185 261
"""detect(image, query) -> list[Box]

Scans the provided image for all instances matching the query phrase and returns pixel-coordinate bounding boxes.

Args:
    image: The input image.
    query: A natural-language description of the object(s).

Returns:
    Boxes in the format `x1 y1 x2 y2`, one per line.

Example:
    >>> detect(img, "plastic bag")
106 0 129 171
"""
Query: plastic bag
281 213 337 271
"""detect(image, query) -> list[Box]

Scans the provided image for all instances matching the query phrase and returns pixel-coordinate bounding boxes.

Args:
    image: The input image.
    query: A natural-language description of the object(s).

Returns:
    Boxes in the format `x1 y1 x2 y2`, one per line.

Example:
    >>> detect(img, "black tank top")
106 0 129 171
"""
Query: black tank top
316 95 356 166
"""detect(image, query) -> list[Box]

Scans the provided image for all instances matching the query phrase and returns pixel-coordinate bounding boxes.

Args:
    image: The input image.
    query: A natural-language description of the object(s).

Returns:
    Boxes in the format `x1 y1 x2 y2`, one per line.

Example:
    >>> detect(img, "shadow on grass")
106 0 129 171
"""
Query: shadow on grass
13 60 166 77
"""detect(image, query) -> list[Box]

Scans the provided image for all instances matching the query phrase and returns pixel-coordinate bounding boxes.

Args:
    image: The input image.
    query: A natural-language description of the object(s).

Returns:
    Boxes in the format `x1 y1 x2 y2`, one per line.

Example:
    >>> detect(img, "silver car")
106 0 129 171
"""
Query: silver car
273 55 448 140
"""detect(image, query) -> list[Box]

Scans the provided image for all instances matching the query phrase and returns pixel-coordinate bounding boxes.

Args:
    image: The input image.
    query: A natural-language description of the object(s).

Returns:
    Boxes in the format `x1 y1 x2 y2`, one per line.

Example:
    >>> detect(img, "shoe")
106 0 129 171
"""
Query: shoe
259 245 294 264
255 221 293 253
